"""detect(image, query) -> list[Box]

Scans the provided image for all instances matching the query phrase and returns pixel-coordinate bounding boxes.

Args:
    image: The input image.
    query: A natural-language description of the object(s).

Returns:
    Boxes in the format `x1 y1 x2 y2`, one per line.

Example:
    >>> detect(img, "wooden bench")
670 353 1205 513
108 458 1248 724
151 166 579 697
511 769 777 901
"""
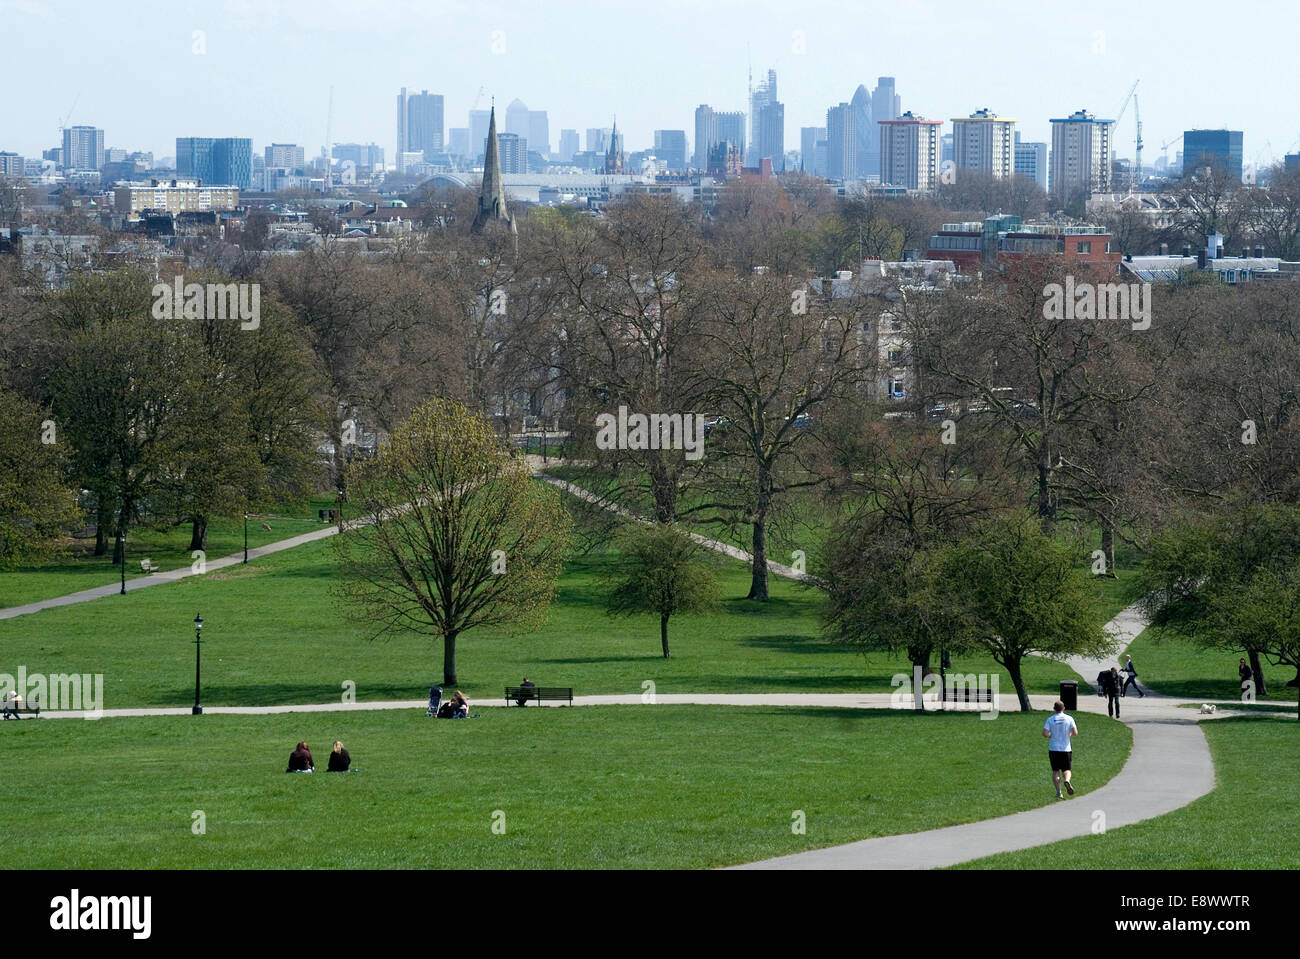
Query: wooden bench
140 558 158 574
505 686 572 706
2 697 39 720
944 685 995 705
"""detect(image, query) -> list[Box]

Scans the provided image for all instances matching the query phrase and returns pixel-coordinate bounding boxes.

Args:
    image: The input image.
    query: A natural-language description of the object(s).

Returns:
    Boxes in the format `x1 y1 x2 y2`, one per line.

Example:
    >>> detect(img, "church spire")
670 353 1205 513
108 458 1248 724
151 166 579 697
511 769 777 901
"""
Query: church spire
472 101 516 236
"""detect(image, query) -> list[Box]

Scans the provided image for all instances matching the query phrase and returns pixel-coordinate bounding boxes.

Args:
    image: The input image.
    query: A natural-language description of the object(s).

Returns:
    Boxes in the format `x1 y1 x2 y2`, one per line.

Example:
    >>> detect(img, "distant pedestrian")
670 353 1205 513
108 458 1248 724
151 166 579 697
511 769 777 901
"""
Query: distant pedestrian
1102 667 1122 718
1239 658 1252 685
1121 655 1144 698
327 740 351 772
1042 701 1078 798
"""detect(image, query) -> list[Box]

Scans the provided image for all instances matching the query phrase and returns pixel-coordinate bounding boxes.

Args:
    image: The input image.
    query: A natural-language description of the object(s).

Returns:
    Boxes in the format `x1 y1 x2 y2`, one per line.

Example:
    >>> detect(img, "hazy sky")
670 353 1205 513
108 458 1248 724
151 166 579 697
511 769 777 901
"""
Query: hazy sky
3 0 1297 170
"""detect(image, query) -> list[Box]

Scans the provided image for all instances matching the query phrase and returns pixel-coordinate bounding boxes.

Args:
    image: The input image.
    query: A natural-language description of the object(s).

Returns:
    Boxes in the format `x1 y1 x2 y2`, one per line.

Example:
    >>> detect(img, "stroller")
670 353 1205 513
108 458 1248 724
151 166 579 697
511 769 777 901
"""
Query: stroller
426 686 442 717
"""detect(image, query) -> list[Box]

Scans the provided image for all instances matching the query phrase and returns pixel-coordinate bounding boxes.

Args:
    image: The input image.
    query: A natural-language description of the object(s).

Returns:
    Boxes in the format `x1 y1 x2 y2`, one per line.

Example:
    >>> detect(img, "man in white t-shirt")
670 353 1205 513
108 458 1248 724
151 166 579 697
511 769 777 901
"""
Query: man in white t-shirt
1041 700 1078 798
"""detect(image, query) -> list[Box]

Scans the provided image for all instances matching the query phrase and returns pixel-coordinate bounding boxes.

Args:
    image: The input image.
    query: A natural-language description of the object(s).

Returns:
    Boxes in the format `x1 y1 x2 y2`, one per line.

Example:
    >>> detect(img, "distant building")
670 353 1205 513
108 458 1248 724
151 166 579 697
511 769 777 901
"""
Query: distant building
176 137 252 189
694 107 745 172
265 143 305 171
333 143 384 169
586 127 611 154
707 141 742 178
397 89 444 159
0 152 22 177
528 111 550 159
62 125 105 171
469 110 491 161
952 109 1015 179
928 214 1119 273
879 112 942 191
1014 133 1049 190
654 130 688 171
1050 109 1113 203
447 129 469 159
801 126 827 176
558 129 579 163
1286 153 1300 172
826 102 856 180
749 69 783 171
496 133 527 174
1183 129 1243 182
114 178 239 215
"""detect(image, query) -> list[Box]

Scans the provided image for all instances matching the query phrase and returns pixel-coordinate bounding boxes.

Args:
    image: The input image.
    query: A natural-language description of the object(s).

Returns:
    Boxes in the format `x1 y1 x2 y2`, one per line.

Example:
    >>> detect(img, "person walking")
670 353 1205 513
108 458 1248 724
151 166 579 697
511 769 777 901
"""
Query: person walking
1103 667 1122 718
1042 701 1078 798
1121 655 1144 698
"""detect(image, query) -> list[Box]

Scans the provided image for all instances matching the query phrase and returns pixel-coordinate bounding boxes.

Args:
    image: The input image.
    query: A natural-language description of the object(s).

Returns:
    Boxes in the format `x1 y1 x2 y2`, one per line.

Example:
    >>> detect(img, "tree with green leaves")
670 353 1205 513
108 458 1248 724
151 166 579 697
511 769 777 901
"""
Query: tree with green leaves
934 515 1113 711
606 523 719 659
0 390 80 567
334 397 572 686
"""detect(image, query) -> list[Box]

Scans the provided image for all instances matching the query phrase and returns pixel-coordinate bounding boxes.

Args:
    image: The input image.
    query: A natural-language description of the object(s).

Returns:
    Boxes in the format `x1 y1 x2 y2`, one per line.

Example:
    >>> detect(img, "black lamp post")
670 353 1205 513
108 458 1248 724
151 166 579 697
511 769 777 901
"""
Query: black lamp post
243 513 249 564
118 529 126 595
192 613 203 715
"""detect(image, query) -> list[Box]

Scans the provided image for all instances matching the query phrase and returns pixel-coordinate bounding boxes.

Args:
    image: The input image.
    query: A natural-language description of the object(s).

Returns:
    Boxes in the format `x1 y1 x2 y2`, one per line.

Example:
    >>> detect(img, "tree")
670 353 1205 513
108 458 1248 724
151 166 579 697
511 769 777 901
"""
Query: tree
0 390 80 567
1139 504 1300 716
334 397 572 686
605 523 718 658
934 516 1113 711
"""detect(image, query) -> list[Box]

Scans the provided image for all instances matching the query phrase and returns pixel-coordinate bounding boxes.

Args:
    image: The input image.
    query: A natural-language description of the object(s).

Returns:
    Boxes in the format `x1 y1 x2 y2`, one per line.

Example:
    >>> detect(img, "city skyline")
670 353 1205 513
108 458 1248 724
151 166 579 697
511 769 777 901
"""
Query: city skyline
3 0 1297 173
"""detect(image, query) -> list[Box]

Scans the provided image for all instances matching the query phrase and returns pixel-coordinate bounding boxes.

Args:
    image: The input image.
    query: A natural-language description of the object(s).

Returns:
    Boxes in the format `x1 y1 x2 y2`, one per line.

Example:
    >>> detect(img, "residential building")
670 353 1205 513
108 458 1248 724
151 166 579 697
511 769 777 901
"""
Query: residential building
927 214 1119 273
62 125 105 171
0 152 22 177
879 112 942 191
1049 109 1113 203
496 133 527 174
952 109 1015 179
114 178 239 215
1183 129 1244 181
265 143 305 171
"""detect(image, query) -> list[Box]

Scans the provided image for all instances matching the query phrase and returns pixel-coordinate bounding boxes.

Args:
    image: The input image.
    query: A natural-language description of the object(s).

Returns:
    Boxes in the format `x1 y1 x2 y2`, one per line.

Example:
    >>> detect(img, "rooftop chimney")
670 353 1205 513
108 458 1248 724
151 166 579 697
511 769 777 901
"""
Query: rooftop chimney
1255 245 1265 258
1160 243 1168 255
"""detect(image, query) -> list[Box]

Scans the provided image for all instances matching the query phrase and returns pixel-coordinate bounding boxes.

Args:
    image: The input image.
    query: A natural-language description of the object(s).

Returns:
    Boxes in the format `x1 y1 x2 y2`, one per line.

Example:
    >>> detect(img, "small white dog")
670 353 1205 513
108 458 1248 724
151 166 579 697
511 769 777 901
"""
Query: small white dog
1199 703 1217 715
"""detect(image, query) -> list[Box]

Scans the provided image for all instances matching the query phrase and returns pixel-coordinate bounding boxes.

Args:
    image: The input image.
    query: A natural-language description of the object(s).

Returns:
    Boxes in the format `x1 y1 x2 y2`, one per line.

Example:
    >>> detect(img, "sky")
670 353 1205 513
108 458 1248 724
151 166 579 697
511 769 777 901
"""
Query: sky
2 0 1297 171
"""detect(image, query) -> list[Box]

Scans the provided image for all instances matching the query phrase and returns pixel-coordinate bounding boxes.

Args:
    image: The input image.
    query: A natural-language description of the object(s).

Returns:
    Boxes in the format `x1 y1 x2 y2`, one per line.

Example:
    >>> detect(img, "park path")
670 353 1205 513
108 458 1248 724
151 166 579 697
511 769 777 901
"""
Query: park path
0 525 339 621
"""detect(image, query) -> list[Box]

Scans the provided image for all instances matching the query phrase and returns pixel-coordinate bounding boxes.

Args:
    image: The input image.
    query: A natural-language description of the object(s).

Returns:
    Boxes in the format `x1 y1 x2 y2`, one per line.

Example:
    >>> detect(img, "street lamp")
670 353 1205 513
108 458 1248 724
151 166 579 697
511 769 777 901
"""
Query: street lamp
192 613 203 715
118 529 126 595
243 513 249 564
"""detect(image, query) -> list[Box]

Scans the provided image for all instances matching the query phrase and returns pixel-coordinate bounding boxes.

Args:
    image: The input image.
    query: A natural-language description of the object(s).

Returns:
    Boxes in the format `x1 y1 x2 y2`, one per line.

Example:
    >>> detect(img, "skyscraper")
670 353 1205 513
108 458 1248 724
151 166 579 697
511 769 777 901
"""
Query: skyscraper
826 103 856 181
1013 133 1048 190
406 90 444 159
851 85 874 179
61 125 104 171
265 143 305 171
879 112 942 191
654 130 688 171
800 127 826 175
1183 129 1244 181
506 100 531 140
558 129 579 163
448 129 469 158
469 110 491 161
952 109 1016 179
496 133 527 174
473 105 515 237
748 69 779 167
586 128 611 154
1050 109 1113 202
528 111 550 159
176 137 252 188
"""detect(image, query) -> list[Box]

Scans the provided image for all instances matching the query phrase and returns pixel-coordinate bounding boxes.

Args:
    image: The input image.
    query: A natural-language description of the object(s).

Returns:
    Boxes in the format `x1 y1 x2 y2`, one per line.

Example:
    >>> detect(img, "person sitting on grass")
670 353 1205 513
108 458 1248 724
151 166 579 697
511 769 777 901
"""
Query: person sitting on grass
452 690 469 718
327 740 351 772
287 741 314 773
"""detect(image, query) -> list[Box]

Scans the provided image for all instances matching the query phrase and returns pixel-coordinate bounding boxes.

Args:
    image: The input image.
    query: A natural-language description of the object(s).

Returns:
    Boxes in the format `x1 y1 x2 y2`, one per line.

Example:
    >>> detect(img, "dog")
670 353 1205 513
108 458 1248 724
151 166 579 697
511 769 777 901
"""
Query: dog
1199 703 1217 715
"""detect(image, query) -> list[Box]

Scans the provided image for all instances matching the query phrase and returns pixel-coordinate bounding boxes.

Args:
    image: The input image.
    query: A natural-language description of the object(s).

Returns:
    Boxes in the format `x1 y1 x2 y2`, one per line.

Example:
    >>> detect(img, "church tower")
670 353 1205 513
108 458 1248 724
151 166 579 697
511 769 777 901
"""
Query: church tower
472 103 517 236
604 117 625 174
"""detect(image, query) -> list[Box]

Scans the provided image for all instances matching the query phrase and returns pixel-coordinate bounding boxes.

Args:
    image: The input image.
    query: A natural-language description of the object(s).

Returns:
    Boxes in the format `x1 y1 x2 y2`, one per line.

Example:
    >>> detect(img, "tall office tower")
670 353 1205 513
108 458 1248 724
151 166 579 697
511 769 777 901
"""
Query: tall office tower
713 111 745 162
801 127 827 175
694 105 713 169
826 102 857 180
870 77 899 176
403 90 444 159
265 143 305 171
879 112 942 191
527 111 550 159
941 133 954 165
448 129 469 158
1183 129 1244 181
396 88 409 155
952 108 1016 178
495 133 527 174
756 99 784 172
333 143 384 168
558 129 579 162
851 84 875 178
506 99 531 139
61 125 105 171
1013 132 1049 190
748 69 778 166
176 137 252 188
469 110 491 161
1049 109 1113 203
654 130 688 171
586 128 611 154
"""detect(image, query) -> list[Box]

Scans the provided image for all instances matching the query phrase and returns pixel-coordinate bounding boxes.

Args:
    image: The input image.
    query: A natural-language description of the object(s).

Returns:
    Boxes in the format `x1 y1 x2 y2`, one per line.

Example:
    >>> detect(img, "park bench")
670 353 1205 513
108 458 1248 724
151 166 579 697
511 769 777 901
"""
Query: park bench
505 686 573 706
2 698 39 720
140 558 158 574
944 685 995 705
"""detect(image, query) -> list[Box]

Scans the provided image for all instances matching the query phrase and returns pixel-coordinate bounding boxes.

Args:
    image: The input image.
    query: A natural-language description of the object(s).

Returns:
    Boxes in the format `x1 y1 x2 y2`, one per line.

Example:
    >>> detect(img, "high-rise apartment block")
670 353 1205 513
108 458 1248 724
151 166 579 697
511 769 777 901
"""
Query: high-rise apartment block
879 112 942 191
952 109 1015 179
1049 109 1113 202
62 125 105 171
265 143 305 171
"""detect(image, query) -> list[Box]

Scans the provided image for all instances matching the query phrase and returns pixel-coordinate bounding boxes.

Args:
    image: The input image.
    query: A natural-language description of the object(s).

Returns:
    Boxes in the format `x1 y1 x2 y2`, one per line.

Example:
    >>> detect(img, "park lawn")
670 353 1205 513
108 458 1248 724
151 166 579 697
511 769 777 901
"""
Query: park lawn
953 716 1299 869
0 706 1132 869
1123 629 1299 704
0 498 334 610
0 535 1091 709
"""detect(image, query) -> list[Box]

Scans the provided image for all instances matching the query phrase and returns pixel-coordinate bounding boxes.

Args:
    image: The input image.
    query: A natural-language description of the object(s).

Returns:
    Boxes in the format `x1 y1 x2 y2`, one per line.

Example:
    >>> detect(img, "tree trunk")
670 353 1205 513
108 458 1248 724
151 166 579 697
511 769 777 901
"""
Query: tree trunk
1006 655 1031 711
443 631 458 686
94 502 109 557
1099 523 1117 578
1037 447 1053 530
188 517 208 552
909 644 933 675
748 463 772 601
1248 648 1267 697
660 614 670 659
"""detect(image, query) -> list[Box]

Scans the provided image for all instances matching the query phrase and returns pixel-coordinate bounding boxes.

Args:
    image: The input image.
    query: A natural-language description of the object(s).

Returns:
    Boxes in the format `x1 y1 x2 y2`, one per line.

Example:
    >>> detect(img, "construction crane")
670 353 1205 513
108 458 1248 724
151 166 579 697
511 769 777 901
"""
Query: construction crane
1133 94 1143 188
57 93 79 139
1114 80 1140 192
1161 133 1183 170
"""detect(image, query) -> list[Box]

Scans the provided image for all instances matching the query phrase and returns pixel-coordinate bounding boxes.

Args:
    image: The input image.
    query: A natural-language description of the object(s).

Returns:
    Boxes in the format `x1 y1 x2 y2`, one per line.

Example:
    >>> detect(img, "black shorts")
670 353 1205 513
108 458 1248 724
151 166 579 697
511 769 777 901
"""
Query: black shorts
1049 750 1072 771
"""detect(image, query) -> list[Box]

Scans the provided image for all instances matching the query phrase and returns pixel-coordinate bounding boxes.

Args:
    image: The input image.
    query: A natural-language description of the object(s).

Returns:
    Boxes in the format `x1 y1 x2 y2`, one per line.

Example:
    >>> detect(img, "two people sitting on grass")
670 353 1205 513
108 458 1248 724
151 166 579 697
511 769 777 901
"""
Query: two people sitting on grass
436 690 470 718
287 741 315 773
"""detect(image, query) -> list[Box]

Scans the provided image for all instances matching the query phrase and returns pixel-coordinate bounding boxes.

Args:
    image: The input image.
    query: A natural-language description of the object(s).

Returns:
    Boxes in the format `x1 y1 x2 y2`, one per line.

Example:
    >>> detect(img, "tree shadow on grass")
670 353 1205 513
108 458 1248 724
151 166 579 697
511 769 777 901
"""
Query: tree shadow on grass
535 655 659 665
158 682 429 707
738 633 846 655
686 673 886 692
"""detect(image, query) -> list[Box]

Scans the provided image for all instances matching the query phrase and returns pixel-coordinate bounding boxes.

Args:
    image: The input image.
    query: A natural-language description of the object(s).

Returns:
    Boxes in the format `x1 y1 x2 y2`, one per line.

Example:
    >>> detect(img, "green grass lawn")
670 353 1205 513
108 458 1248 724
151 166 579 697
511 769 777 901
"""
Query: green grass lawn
954 716 1299 869
0 498 335 610
0 706 1131 869
1124 629 1299 704
0 536 1093 709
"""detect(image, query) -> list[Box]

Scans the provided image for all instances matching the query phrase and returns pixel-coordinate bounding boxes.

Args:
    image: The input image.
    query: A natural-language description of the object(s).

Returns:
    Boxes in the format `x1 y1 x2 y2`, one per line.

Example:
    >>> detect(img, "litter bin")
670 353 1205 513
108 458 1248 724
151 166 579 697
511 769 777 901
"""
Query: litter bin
1059 680 1078 711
